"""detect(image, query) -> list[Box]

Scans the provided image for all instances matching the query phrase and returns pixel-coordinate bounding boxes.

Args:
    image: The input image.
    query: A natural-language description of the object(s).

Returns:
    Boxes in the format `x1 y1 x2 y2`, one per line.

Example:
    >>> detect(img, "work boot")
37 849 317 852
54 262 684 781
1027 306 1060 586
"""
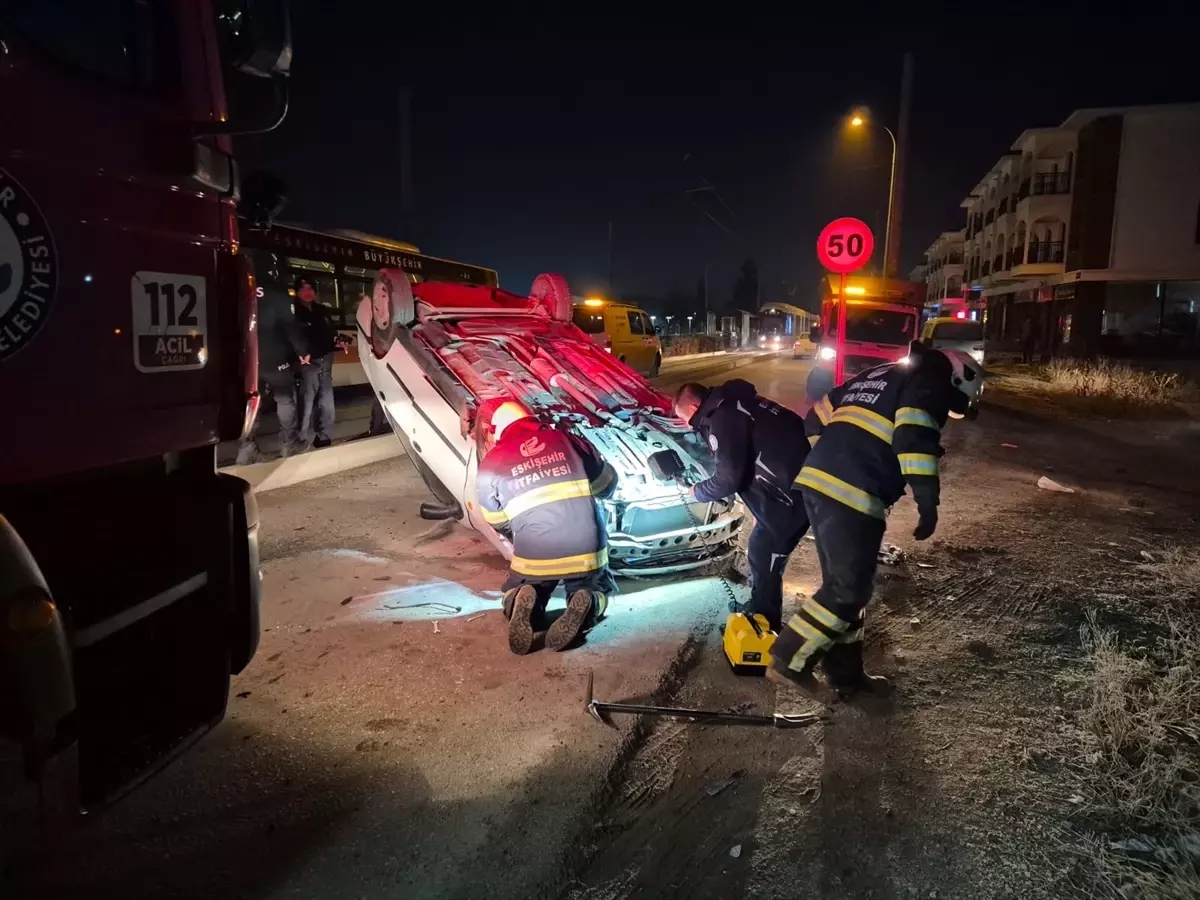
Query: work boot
766 625 836 704
507 585 539 656
545 590 607 651
822 642 892 699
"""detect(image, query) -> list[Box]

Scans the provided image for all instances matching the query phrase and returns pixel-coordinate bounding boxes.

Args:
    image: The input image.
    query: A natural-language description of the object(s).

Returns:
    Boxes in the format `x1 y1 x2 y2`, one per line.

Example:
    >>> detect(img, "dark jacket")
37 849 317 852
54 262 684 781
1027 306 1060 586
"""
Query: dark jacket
295 300 340 358
476 419 617 579
258 285 307 374
688 379 810 510
800 354 951 519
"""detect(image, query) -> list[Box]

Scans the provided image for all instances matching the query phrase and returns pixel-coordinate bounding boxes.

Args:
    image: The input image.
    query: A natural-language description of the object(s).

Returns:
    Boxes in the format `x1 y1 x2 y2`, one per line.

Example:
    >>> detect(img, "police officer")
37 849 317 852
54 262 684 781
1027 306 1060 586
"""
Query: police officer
476 401 618 655
769 344 985 701
673 379 811 634
236 275 308 464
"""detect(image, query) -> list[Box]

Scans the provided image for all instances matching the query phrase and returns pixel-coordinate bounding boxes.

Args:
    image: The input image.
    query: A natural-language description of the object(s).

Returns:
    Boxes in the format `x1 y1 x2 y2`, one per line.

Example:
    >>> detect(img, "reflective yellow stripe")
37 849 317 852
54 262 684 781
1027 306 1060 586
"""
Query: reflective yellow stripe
801 597 851 633
590 465 615 496
510 547 608 576
813 395 834 425
895 406 939 431
783 615 834 671
795 467 886 519
830 406 894 444
807 434 820 447
898 452 939 477
504 478 593 520
481 507 508 525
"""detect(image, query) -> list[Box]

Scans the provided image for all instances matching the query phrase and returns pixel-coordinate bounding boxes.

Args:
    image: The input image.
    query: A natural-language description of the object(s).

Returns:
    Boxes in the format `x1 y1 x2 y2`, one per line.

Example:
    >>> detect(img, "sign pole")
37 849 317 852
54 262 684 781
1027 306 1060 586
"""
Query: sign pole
834 272 847 385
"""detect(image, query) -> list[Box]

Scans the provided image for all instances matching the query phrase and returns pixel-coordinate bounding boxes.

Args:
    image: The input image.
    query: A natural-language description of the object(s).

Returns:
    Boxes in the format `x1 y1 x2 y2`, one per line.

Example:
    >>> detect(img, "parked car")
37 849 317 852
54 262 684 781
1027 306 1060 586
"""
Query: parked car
572 299 663 376
920 316 985 365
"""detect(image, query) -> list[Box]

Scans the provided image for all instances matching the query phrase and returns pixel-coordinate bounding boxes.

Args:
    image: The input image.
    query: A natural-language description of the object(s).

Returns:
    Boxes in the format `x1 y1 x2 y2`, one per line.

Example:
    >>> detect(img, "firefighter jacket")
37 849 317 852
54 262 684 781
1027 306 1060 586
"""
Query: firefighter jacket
688 379 810 513
477 419 617 579
798 359 950 519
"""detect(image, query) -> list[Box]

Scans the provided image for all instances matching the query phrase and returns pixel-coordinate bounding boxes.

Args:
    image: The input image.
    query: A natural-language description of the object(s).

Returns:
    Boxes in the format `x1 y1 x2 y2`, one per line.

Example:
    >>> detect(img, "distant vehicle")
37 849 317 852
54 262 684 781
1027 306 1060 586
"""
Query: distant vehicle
757 332 786 351
572 299 662 377
793 334 812 359
805 275 925 401
357 273 745 577
920 316 985 365
239 223 499 387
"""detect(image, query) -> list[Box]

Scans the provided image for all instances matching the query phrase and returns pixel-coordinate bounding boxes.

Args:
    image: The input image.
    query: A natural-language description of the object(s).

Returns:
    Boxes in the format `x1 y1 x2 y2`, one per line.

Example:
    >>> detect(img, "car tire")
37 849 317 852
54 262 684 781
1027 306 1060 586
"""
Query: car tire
649 354 661 378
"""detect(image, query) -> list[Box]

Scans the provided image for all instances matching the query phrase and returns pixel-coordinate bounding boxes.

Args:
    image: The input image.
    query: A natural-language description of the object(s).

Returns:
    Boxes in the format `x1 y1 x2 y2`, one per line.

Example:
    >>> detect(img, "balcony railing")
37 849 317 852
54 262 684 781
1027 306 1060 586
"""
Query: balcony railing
1025 240 1065 264
1032 172 1071 195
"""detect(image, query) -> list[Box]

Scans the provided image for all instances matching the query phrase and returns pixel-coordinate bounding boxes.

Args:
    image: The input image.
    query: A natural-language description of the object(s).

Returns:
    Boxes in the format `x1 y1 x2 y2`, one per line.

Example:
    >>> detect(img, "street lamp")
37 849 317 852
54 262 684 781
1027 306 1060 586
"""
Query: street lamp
848 109 898 279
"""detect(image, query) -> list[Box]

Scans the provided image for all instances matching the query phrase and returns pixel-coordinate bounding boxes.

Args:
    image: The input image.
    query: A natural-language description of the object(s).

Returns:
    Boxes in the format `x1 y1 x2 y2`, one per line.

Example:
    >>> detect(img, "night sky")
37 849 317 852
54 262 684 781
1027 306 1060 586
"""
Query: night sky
244 8 1196 312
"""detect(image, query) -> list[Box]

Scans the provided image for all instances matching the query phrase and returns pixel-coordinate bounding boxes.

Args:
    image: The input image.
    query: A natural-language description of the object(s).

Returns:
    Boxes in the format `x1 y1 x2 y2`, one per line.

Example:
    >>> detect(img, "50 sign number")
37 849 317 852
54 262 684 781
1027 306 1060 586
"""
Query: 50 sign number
826 232 865 259
143 281 200 328
816 217 874 274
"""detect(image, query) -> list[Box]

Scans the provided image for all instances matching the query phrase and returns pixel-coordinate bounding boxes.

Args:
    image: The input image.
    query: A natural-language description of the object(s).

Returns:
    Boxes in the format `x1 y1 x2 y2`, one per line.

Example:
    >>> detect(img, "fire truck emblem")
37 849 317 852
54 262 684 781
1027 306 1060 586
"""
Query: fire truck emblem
0 168 57 363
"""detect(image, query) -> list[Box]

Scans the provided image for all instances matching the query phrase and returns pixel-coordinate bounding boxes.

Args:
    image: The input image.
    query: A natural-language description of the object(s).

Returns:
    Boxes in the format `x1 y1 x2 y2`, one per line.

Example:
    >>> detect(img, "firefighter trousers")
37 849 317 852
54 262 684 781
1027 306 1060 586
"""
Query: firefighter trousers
501 566 617 609
772 487 885 681
745 490 810 633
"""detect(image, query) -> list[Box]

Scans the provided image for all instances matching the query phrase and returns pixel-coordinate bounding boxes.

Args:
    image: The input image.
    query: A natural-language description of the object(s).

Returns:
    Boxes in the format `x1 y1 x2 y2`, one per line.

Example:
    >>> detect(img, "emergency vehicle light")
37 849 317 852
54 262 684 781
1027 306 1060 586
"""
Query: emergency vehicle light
584 298 605 307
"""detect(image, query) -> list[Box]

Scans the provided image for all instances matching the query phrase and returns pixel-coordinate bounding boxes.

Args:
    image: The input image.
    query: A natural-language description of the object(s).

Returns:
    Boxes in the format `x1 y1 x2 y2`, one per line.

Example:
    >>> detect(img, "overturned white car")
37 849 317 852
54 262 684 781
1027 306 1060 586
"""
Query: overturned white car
355 270 745 576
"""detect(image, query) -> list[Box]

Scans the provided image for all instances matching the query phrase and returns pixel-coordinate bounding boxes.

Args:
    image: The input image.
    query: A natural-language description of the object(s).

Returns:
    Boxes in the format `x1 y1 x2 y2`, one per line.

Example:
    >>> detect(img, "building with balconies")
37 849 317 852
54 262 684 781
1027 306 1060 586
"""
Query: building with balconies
957 104 1200 358
919 230 967 316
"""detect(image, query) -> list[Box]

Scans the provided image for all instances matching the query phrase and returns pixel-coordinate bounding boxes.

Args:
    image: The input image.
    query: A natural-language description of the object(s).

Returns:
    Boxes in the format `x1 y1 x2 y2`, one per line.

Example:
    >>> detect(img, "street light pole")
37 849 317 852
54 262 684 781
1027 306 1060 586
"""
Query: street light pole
882 124 897 280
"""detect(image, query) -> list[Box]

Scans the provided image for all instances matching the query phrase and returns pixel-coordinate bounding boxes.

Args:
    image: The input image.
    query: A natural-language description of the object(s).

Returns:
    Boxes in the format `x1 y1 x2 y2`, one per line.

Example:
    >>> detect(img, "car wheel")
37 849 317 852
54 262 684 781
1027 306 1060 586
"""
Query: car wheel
649 354 661 378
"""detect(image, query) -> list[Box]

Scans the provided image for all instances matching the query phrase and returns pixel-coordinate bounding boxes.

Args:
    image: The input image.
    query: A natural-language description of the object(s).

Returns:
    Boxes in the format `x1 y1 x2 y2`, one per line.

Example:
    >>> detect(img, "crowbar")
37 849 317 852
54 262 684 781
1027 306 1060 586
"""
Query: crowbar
584 672 822 730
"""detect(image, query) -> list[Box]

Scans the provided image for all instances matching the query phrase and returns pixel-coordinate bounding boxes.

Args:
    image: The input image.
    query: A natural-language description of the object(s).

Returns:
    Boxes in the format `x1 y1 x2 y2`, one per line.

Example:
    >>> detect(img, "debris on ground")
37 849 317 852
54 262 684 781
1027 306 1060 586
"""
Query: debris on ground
706 775 741 797
728 844 742 859
909 617 922 628
1037 475 1076 493
235 691 251 699
433 620 441 634
1139 550 1155 562
340 595 354 605
467 613 485 623
1001 442 1019 449
878 543 905 566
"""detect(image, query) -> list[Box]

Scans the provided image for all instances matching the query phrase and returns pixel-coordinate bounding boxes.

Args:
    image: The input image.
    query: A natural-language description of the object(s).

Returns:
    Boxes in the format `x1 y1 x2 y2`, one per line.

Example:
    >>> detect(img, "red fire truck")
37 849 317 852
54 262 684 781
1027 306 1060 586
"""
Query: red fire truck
804 274 926 401
1 2 291 813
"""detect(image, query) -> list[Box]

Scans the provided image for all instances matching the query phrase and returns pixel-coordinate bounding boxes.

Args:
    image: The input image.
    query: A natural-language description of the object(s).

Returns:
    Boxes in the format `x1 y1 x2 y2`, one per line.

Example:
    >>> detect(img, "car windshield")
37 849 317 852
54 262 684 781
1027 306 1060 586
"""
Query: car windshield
572 309 606 334
830 308 916 346
932 321 983 341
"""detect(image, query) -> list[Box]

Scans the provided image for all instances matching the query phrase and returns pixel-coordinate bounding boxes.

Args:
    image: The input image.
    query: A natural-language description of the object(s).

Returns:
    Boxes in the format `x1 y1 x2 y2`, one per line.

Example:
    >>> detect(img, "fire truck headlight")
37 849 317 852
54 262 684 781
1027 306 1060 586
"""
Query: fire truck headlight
817 346 837 361
897 355 911 365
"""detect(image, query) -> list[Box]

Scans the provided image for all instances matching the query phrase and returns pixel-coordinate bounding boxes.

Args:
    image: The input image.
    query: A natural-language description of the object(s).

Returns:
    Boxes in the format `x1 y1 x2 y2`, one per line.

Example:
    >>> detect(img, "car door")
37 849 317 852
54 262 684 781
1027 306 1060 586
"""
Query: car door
624 309 648 371
639 312 659 371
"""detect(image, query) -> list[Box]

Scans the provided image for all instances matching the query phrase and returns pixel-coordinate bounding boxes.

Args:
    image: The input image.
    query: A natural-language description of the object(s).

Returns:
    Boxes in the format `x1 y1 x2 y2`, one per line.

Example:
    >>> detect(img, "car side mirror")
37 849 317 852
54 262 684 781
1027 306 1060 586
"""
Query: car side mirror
808 325 822 344
197 1 293 139
653 326 662 335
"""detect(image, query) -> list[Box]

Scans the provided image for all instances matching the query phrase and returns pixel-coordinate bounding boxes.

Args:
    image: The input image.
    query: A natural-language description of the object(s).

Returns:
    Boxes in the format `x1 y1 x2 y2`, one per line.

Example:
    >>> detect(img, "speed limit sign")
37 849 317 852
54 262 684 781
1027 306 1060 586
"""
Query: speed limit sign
816 217 874 274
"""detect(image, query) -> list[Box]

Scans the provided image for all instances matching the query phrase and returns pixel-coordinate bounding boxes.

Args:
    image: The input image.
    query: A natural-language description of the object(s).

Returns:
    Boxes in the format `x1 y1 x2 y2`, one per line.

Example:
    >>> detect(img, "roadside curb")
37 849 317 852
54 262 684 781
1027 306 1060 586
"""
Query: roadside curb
222 435 405 493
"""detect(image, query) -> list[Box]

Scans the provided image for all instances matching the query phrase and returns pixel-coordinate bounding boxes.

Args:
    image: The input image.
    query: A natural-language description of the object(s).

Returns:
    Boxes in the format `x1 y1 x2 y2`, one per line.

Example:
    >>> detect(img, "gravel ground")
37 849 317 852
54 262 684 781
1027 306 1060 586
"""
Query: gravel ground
5 355 1196 900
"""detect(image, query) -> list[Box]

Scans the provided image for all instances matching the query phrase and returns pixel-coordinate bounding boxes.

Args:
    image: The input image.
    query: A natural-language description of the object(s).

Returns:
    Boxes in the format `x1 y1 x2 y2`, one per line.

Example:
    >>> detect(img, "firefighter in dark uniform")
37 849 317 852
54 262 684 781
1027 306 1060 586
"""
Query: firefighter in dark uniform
673 379 811 634
476 401 618 655
769 344 985 701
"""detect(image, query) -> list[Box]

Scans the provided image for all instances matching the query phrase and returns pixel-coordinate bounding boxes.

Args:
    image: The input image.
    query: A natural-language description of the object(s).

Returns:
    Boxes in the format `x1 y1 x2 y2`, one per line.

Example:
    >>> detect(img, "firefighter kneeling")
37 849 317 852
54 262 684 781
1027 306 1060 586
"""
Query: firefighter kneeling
769 344 985 702
476 401 618 655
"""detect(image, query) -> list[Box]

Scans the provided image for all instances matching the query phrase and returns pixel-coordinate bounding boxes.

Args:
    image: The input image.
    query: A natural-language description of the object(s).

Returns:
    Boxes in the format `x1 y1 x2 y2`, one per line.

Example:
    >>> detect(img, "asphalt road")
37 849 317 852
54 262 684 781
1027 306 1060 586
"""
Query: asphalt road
2 357 817 900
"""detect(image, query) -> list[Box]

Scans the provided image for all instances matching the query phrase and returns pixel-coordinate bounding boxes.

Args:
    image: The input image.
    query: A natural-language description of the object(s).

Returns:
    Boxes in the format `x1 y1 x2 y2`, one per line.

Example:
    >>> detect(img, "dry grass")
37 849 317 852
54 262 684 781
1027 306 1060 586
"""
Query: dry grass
1136 547 1200 591
1043 360 1196 406
1063 606 1200 898
987 360 1200 419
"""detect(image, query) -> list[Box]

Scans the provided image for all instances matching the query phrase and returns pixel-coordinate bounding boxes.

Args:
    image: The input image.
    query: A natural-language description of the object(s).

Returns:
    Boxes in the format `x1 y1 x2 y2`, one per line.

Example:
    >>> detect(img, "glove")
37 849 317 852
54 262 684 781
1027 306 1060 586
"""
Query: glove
913 506 938 541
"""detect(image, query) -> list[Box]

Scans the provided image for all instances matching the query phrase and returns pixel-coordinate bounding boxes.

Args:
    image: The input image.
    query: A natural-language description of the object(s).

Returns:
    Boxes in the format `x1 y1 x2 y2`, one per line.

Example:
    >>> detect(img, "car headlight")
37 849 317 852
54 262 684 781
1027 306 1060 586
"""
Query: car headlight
970 349 985 364
897 355 911 365
817 346 836 361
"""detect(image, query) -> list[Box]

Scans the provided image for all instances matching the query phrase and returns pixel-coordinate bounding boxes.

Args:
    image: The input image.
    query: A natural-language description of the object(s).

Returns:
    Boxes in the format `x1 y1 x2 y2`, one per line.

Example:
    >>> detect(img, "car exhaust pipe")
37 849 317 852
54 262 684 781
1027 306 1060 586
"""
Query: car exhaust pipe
420 501 462 521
